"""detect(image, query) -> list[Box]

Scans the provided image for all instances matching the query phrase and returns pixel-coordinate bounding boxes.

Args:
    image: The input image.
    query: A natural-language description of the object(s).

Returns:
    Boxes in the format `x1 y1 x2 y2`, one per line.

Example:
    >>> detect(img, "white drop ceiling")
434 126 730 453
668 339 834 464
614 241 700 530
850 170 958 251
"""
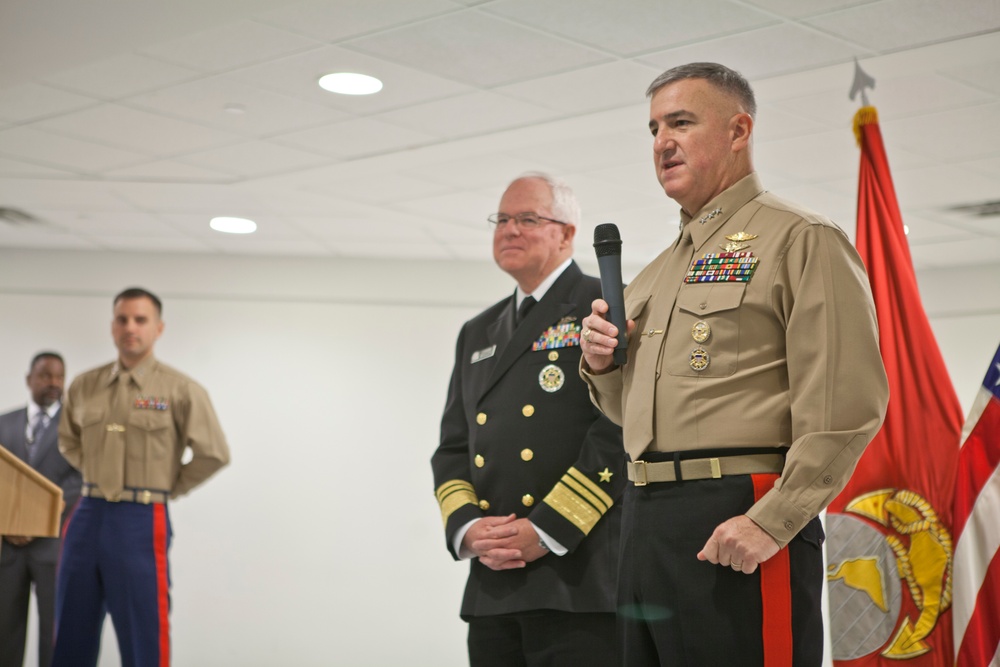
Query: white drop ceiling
0 0 998 269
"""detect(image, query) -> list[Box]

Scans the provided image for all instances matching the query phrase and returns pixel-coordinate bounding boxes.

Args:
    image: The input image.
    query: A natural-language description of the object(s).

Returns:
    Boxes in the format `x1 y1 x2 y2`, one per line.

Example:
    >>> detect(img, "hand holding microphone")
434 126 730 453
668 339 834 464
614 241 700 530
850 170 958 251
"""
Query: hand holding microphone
582 223 633 373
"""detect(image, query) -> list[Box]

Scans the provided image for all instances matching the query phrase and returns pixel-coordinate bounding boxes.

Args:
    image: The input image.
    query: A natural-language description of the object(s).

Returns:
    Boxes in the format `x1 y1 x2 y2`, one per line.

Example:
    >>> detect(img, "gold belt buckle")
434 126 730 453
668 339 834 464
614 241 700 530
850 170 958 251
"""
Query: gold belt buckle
632 460 648 486
139 490 152 504
710 457 722 479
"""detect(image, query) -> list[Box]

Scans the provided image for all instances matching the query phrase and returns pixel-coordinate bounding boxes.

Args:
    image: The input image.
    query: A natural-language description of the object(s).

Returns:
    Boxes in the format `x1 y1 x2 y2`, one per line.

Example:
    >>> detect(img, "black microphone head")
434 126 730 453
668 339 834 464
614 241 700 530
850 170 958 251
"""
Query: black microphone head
593 223 622 257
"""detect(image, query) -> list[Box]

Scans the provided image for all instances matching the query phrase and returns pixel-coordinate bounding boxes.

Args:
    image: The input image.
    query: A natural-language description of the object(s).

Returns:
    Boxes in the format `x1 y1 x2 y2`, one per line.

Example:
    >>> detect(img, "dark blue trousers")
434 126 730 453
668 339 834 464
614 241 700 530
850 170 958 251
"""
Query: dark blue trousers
52 498 172 667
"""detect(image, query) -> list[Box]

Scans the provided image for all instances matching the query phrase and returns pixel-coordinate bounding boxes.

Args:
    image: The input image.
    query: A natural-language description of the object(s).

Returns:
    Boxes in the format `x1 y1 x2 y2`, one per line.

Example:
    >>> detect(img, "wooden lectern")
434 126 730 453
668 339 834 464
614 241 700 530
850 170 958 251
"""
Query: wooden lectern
0 444 63 559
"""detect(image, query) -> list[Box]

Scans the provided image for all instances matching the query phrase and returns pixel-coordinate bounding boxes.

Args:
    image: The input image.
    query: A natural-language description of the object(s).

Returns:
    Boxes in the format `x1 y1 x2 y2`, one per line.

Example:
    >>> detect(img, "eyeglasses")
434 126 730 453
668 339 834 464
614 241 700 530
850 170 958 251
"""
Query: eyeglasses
487 213 566 229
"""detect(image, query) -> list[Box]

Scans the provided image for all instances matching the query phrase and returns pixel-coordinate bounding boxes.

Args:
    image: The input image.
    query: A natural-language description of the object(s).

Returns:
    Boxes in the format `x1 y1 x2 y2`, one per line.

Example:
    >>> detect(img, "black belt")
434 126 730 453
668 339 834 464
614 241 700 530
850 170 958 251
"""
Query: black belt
83 485 168 504
627 448 785 486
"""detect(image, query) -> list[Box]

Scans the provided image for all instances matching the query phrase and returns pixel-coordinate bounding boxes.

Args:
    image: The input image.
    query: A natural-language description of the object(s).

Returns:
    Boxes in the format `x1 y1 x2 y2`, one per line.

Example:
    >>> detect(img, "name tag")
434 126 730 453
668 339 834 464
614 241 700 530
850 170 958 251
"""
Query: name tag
471 345 496 364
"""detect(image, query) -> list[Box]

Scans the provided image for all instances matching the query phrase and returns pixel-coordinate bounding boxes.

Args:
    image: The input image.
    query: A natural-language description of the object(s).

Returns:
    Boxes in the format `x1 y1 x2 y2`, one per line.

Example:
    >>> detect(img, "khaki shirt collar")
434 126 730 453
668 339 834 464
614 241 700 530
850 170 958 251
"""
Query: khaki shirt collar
108 355 158 391
679 172 765 250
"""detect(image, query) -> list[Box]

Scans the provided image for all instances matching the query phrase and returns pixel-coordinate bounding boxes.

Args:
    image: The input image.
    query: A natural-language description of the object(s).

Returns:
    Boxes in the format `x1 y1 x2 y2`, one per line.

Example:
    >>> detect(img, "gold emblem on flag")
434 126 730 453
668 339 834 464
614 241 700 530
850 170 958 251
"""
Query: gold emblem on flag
827 488 952 660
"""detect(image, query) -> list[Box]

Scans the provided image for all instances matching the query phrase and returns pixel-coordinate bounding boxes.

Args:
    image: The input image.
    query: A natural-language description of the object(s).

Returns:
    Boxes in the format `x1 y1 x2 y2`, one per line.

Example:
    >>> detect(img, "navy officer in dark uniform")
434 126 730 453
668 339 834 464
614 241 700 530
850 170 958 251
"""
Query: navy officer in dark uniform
432 172 625 667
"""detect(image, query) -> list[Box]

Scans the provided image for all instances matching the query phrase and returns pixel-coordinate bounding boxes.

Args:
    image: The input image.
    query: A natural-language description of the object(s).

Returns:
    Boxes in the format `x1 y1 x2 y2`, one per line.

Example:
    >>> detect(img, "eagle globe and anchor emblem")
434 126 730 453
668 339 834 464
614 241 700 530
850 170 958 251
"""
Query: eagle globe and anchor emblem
826 488 952 661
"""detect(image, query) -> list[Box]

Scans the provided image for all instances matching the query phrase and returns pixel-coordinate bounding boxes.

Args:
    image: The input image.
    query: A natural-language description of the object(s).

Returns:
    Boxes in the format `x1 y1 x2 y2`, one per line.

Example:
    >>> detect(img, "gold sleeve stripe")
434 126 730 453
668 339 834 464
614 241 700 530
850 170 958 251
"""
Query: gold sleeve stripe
560 474 610 517
435 480 478 526
566 467 614 510
543 482 603 535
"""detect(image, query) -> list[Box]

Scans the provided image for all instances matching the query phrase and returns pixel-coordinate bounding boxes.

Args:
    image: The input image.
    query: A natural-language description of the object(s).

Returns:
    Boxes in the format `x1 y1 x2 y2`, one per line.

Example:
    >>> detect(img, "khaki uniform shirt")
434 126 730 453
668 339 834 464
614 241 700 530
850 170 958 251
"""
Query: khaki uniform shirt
583 173 889 547
59 355 230 500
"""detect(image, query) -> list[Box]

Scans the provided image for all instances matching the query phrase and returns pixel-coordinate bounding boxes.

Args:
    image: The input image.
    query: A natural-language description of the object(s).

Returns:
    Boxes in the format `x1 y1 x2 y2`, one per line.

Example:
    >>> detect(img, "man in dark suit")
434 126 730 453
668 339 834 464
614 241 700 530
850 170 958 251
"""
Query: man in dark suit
432 173 625 666
0 352 82 667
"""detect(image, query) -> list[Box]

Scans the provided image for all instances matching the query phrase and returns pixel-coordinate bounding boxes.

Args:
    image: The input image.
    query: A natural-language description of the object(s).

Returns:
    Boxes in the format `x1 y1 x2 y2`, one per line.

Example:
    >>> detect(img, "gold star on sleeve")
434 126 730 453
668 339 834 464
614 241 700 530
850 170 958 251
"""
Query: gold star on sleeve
598 467 613 483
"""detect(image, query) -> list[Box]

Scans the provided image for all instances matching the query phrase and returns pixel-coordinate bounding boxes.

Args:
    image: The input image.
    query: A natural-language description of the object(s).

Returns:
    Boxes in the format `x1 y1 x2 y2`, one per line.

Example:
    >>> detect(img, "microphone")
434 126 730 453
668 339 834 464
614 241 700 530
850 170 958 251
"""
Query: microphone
593 223 628 366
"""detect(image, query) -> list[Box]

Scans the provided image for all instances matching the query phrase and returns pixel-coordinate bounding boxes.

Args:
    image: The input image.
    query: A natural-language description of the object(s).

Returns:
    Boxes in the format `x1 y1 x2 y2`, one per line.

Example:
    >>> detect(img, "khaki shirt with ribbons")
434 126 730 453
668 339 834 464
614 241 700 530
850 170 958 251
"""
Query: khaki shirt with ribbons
582 173 889 548
59 355 230 500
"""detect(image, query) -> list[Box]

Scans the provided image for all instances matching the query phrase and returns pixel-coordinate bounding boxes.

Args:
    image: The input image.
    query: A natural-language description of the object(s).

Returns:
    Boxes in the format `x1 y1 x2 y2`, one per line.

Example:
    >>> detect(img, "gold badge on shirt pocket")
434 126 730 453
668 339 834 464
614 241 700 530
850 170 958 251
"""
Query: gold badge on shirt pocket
538 364 565 393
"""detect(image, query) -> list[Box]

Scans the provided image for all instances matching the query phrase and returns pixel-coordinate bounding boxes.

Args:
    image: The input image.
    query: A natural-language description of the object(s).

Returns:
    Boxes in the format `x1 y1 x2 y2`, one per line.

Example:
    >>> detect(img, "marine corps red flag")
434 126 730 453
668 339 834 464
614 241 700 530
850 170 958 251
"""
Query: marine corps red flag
953 343 1000 666
824 106 964 666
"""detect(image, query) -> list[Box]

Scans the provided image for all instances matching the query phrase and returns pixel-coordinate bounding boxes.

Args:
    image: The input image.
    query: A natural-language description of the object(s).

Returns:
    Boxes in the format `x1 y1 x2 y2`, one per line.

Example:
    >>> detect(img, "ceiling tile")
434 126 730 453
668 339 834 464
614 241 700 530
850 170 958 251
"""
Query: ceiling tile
897 212 979 243
0 179 134 210
32 104 243 156
495 61 662 114
375 91 560 139
177 141 329 178
485 0 777 56
943 56 1000 96
126 76 350 136
0 83 98 123
88 235 214 253
291 212 439 242
416 153 567 191
139 20 320 73
346 12 610 87
892 163 999 209
752 104 831 141
743 0 880 20
300 171 455 205
888 102 1000 161
109 183 272 214
909 236 1000 269
395 188 499 226
638 24 859 80
33 209 178 235
0 126 147 172
273 117 439 159
514 129 650 174
0 156 76 178
255 0 459 42
755 128 862 183
333 240 453 260
804 0 1000 52
104 160 236 182
42 54 200 100
226 46 474 114
0 225 98 250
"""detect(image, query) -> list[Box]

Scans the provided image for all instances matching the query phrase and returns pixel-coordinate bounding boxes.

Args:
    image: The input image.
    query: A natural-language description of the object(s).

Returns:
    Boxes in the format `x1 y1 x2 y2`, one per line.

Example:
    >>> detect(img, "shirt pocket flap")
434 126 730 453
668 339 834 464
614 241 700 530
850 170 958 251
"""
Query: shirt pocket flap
625 293 652 320
677 285 746 316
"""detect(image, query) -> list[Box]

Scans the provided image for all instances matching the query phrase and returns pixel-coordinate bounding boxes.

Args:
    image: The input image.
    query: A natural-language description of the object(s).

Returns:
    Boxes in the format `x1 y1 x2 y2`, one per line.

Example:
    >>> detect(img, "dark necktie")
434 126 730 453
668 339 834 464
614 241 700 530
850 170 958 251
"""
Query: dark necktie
27 410 48 465
516 296 537 325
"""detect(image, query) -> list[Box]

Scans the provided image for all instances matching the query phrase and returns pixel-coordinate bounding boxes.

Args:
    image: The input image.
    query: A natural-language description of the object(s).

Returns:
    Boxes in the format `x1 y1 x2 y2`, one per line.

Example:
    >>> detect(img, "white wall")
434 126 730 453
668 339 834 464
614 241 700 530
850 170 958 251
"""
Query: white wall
1 248 998 667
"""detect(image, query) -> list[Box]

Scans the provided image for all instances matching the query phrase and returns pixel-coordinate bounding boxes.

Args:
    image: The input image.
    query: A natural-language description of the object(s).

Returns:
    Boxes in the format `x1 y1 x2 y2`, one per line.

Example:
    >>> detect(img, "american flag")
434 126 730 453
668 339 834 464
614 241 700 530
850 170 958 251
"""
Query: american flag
953 343 1000 666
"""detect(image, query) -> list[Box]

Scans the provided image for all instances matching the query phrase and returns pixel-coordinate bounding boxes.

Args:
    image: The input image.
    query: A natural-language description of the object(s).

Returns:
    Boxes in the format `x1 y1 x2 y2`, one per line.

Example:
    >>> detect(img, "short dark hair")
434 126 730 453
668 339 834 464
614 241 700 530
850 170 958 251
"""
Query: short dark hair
646 62 757 119
29 351 64 373
114 287 162 315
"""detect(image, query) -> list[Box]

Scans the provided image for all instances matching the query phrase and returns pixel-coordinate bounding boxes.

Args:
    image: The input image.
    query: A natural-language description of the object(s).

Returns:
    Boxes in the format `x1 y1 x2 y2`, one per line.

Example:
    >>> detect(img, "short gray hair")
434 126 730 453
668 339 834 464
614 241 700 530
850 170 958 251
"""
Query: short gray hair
646 62 757 119
513 172 581 226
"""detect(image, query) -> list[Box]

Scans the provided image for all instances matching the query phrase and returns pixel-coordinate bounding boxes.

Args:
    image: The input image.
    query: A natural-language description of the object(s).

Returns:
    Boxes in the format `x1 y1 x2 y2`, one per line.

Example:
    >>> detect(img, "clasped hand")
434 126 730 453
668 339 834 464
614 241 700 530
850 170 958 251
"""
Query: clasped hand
462 514 549 571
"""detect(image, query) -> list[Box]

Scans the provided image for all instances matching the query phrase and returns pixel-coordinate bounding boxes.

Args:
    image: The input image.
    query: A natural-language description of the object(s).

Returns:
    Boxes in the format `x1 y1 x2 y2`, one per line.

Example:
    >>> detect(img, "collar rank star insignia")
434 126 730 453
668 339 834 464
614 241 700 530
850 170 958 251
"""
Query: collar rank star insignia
698 207 722 224
538 364 565 393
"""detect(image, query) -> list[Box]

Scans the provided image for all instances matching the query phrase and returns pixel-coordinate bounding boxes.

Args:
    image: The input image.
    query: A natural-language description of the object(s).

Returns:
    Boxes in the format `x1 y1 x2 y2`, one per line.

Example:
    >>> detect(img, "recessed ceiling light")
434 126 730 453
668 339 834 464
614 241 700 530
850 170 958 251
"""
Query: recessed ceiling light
210 217 257 234
224 103 246 115
318 72 383 96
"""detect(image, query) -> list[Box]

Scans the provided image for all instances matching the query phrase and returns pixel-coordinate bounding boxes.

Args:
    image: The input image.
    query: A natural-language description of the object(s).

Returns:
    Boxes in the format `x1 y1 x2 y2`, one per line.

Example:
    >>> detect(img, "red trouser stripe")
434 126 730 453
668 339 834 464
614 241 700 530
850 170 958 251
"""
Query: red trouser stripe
153 504 170 667
752 473 792 667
